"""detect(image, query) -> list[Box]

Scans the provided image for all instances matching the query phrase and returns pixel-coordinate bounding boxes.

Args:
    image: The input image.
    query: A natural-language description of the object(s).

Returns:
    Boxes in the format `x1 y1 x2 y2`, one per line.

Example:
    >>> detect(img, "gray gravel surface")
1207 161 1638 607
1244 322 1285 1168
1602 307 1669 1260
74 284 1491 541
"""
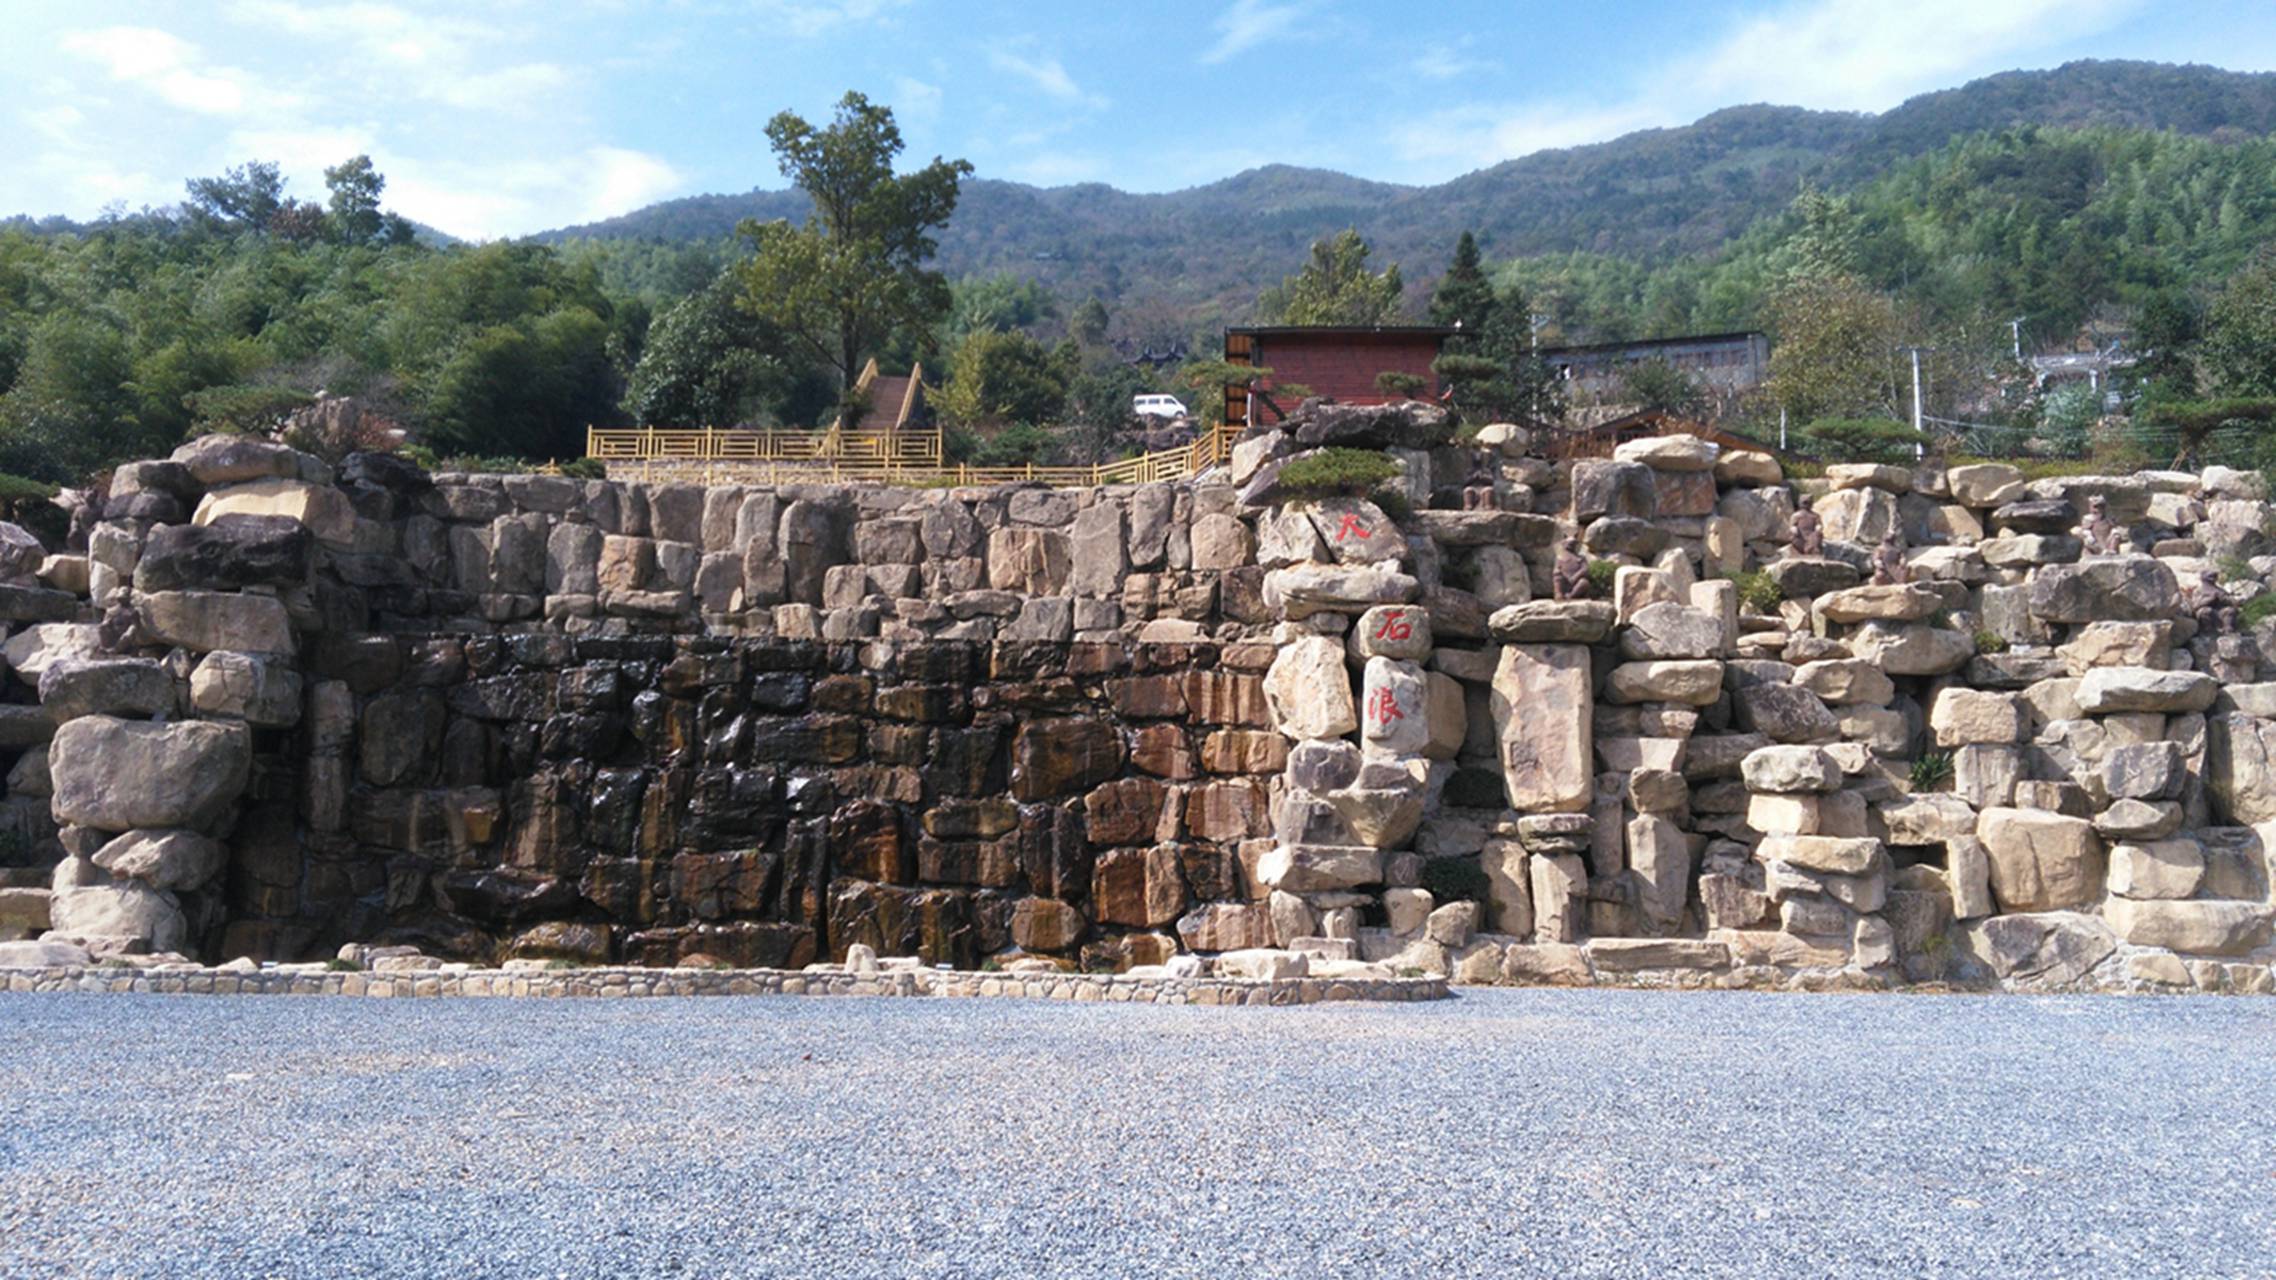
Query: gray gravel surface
2 988 2272 1278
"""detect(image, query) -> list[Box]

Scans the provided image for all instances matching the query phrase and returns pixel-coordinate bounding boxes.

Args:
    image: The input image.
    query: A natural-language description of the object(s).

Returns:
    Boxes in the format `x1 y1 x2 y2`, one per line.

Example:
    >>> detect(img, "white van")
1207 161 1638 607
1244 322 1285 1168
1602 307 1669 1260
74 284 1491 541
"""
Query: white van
1132 394 1189 421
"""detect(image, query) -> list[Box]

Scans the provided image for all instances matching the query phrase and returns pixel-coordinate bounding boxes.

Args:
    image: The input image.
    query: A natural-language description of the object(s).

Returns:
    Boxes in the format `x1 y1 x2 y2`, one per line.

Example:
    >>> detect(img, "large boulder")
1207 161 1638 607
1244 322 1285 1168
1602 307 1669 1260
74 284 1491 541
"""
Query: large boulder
1569 460 1655 520
193 478 363 552
38 659 178 723
48 716 252 832
1263 636 1358 740
2026 556 2180 623
1262 564 1418 619
1618 602 1724 660
46 882 188 954
2207 715 2276 823
1961 912 2116 985
90 828 227 893
1286 400 1454 450
188 651 303 727
1978 808 2103 912
138 591 295 655
133 515 313 593
1489 600 1614 644
171 433 305 486
1741 745 1841 794
1493 644 1593 812
2104 899 2272 956
1847 622 1973 676
2074 668 2218 715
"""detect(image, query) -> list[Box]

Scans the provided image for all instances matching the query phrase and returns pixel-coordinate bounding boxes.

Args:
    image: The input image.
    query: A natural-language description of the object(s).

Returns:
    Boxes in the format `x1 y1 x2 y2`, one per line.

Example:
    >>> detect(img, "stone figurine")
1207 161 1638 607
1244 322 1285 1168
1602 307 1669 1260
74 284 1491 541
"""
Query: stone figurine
1787 498 1823 559
1552 534 1592 600
1461 452 1498 511
1871 529 1908 586
2076 494 2125 555
2194 569 2240 637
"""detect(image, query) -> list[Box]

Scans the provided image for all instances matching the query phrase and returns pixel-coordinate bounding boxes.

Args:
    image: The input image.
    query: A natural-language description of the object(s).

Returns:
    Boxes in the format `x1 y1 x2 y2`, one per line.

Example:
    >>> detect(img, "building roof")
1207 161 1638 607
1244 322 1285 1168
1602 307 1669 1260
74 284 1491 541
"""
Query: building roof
1225 324 1459 339
1538 330 1766 358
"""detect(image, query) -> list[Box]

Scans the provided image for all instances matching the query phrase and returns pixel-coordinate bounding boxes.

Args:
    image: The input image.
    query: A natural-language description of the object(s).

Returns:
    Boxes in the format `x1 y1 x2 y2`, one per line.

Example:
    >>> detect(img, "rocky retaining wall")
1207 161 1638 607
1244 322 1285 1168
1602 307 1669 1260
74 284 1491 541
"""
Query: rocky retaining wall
0 961 1445 1005
4 402 2276 994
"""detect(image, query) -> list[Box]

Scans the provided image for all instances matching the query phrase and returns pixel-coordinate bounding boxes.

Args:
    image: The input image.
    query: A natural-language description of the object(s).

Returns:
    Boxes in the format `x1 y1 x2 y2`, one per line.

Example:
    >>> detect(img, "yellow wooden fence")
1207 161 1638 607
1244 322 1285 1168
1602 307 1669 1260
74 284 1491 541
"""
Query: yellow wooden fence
585 424 1232 487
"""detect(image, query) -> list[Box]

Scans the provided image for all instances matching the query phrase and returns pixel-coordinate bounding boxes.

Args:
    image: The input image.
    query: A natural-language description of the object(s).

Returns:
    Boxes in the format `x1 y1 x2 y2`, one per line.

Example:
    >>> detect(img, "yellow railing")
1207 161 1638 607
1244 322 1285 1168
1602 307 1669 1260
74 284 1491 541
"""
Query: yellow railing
585 424 1231 488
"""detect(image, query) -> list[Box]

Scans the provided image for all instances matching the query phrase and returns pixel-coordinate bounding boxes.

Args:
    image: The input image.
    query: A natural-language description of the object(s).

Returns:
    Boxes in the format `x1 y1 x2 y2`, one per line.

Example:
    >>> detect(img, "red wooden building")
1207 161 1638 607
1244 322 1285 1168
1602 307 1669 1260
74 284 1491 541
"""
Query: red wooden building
1222 325 1456 428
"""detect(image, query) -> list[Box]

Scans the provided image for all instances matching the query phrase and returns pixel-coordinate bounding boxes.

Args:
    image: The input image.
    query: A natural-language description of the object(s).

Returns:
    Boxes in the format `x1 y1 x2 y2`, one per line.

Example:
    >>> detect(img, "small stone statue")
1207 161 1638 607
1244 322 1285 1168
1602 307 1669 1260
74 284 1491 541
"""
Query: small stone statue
2076 494 2125 556
1552 534 1592 601
97 600 142 652
1787 498 1823 559
2193 569 2240 638
1461 452 1498 511
1871 529 1908 586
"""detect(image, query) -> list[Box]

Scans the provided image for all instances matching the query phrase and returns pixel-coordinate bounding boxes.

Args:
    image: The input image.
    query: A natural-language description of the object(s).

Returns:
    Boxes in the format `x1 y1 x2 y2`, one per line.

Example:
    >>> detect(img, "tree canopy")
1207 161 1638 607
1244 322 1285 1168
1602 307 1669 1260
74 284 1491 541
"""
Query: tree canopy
733 92 972 399
1258 229 1405 326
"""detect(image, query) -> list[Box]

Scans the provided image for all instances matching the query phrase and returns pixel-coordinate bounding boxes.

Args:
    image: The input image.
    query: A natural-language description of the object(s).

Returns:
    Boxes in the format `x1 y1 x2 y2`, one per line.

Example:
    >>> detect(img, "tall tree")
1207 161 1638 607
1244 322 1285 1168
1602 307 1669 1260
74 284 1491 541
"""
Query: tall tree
324 156 386 244
1257 229 1404 326
734 92 972 397
2203 246 2276 397
185 161 285 232
624 273 833 428
1428 231 1496 333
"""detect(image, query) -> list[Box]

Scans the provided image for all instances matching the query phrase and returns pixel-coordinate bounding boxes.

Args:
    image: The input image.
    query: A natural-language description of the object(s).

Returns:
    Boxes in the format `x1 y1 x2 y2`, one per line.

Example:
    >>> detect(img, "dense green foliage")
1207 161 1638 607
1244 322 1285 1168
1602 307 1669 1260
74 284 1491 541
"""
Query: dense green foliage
733 91 972 397
10 63 2276 482
1273 447 1403 498
1256 229 1405 325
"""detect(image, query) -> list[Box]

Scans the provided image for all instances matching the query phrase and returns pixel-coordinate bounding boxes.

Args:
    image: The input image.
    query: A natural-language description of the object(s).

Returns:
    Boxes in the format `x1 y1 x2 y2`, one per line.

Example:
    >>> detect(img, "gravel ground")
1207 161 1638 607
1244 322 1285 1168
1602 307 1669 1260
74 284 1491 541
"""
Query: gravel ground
2 988 2272 1279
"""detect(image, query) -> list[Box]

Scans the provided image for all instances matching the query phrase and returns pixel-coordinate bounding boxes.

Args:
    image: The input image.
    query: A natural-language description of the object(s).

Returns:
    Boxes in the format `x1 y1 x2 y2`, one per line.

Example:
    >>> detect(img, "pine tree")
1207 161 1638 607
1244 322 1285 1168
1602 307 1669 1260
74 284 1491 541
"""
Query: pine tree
1429 231 1497 333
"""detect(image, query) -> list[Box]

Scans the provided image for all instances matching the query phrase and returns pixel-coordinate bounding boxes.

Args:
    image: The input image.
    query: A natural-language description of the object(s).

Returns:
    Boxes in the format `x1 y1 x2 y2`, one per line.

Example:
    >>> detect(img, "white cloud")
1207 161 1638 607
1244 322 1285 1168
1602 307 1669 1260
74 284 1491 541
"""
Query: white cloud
59 27 262 117
580 146 683 222
1000 149 1108 186
1694 0 2140 109
1409 44 1486 82
987 51 1104 108
891 75 943 121
1388 0 2146 176
756 0 912 39
1202 0 1305 65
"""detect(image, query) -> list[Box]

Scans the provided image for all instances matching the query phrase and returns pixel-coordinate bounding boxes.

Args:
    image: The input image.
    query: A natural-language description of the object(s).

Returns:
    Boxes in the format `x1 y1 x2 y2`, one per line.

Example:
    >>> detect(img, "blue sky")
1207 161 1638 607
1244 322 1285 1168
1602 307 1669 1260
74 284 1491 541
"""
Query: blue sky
3 0 2273 240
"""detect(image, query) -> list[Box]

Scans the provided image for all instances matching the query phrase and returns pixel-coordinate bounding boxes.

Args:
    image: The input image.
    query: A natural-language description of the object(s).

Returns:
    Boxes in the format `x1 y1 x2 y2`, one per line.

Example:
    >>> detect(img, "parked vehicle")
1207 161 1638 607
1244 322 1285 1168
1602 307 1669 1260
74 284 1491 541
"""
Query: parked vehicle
1132 394 1189 421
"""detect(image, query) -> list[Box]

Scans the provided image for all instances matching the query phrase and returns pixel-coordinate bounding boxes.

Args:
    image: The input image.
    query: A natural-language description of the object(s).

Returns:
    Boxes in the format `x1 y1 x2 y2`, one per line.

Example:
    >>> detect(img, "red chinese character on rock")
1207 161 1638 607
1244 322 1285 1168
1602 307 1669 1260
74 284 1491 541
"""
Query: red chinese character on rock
1366 686 1405 726
1371 611 1412 642
1334 513 1372 542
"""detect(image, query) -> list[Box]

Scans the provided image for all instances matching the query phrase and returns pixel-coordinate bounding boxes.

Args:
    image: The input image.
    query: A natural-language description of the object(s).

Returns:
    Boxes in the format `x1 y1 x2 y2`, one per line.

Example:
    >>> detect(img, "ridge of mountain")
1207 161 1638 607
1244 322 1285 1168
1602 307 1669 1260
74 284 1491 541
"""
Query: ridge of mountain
508 61 2258 307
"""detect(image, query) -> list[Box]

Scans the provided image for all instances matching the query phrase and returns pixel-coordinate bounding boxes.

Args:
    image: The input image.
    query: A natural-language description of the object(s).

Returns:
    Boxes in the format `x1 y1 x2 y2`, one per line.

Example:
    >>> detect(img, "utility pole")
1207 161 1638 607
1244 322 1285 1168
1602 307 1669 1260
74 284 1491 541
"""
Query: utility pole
1528 312 1547 419
2008 317 2025 363
1901 346 1934 460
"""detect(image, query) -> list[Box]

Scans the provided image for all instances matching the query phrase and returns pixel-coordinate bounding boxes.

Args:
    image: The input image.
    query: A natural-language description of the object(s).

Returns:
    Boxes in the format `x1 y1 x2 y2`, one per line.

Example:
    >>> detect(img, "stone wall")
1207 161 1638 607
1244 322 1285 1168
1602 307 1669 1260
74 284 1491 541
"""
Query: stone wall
5 399 2276 993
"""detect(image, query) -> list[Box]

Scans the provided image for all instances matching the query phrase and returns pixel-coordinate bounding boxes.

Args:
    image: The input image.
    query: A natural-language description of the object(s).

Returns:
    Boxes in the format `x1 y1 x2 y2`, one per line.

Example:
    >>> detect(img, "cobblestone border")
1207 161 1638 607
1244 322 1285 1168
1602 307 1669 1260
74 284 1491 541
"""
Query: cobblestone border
1 964 1450 1006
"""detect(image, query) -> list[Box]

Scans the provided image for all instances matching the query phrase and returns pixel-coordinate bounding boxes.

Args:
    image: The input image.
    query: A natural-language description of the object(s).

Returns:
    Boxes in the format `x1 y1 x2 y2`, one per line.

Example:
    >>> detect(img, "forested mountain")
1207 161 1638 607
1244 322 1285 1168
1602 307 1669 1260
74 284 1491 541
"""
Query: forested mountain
533 60 2276 313
4 59 2276 485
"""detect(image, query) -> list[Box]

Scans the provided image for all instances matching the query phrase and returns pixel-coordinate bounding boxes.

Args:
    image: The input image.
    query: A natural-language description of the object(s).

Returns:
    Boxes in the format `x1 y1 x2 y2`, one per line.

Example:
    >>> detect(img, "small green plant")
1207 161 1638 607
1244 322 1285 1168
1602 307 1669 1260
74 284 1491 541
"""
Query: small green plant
1971 628 2010 654
559 457 607 481
1274 446 1402 498
2242 594 2276 629
1371 486 1414 521
1585 559 1620 593
1418 855 1491 905
543 958 577 971
1910 750 1955 790
1730 568 1784 615
1375 370 1427 400
2216 556 2256 583
1927 609 1955 631
325 958 362 972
